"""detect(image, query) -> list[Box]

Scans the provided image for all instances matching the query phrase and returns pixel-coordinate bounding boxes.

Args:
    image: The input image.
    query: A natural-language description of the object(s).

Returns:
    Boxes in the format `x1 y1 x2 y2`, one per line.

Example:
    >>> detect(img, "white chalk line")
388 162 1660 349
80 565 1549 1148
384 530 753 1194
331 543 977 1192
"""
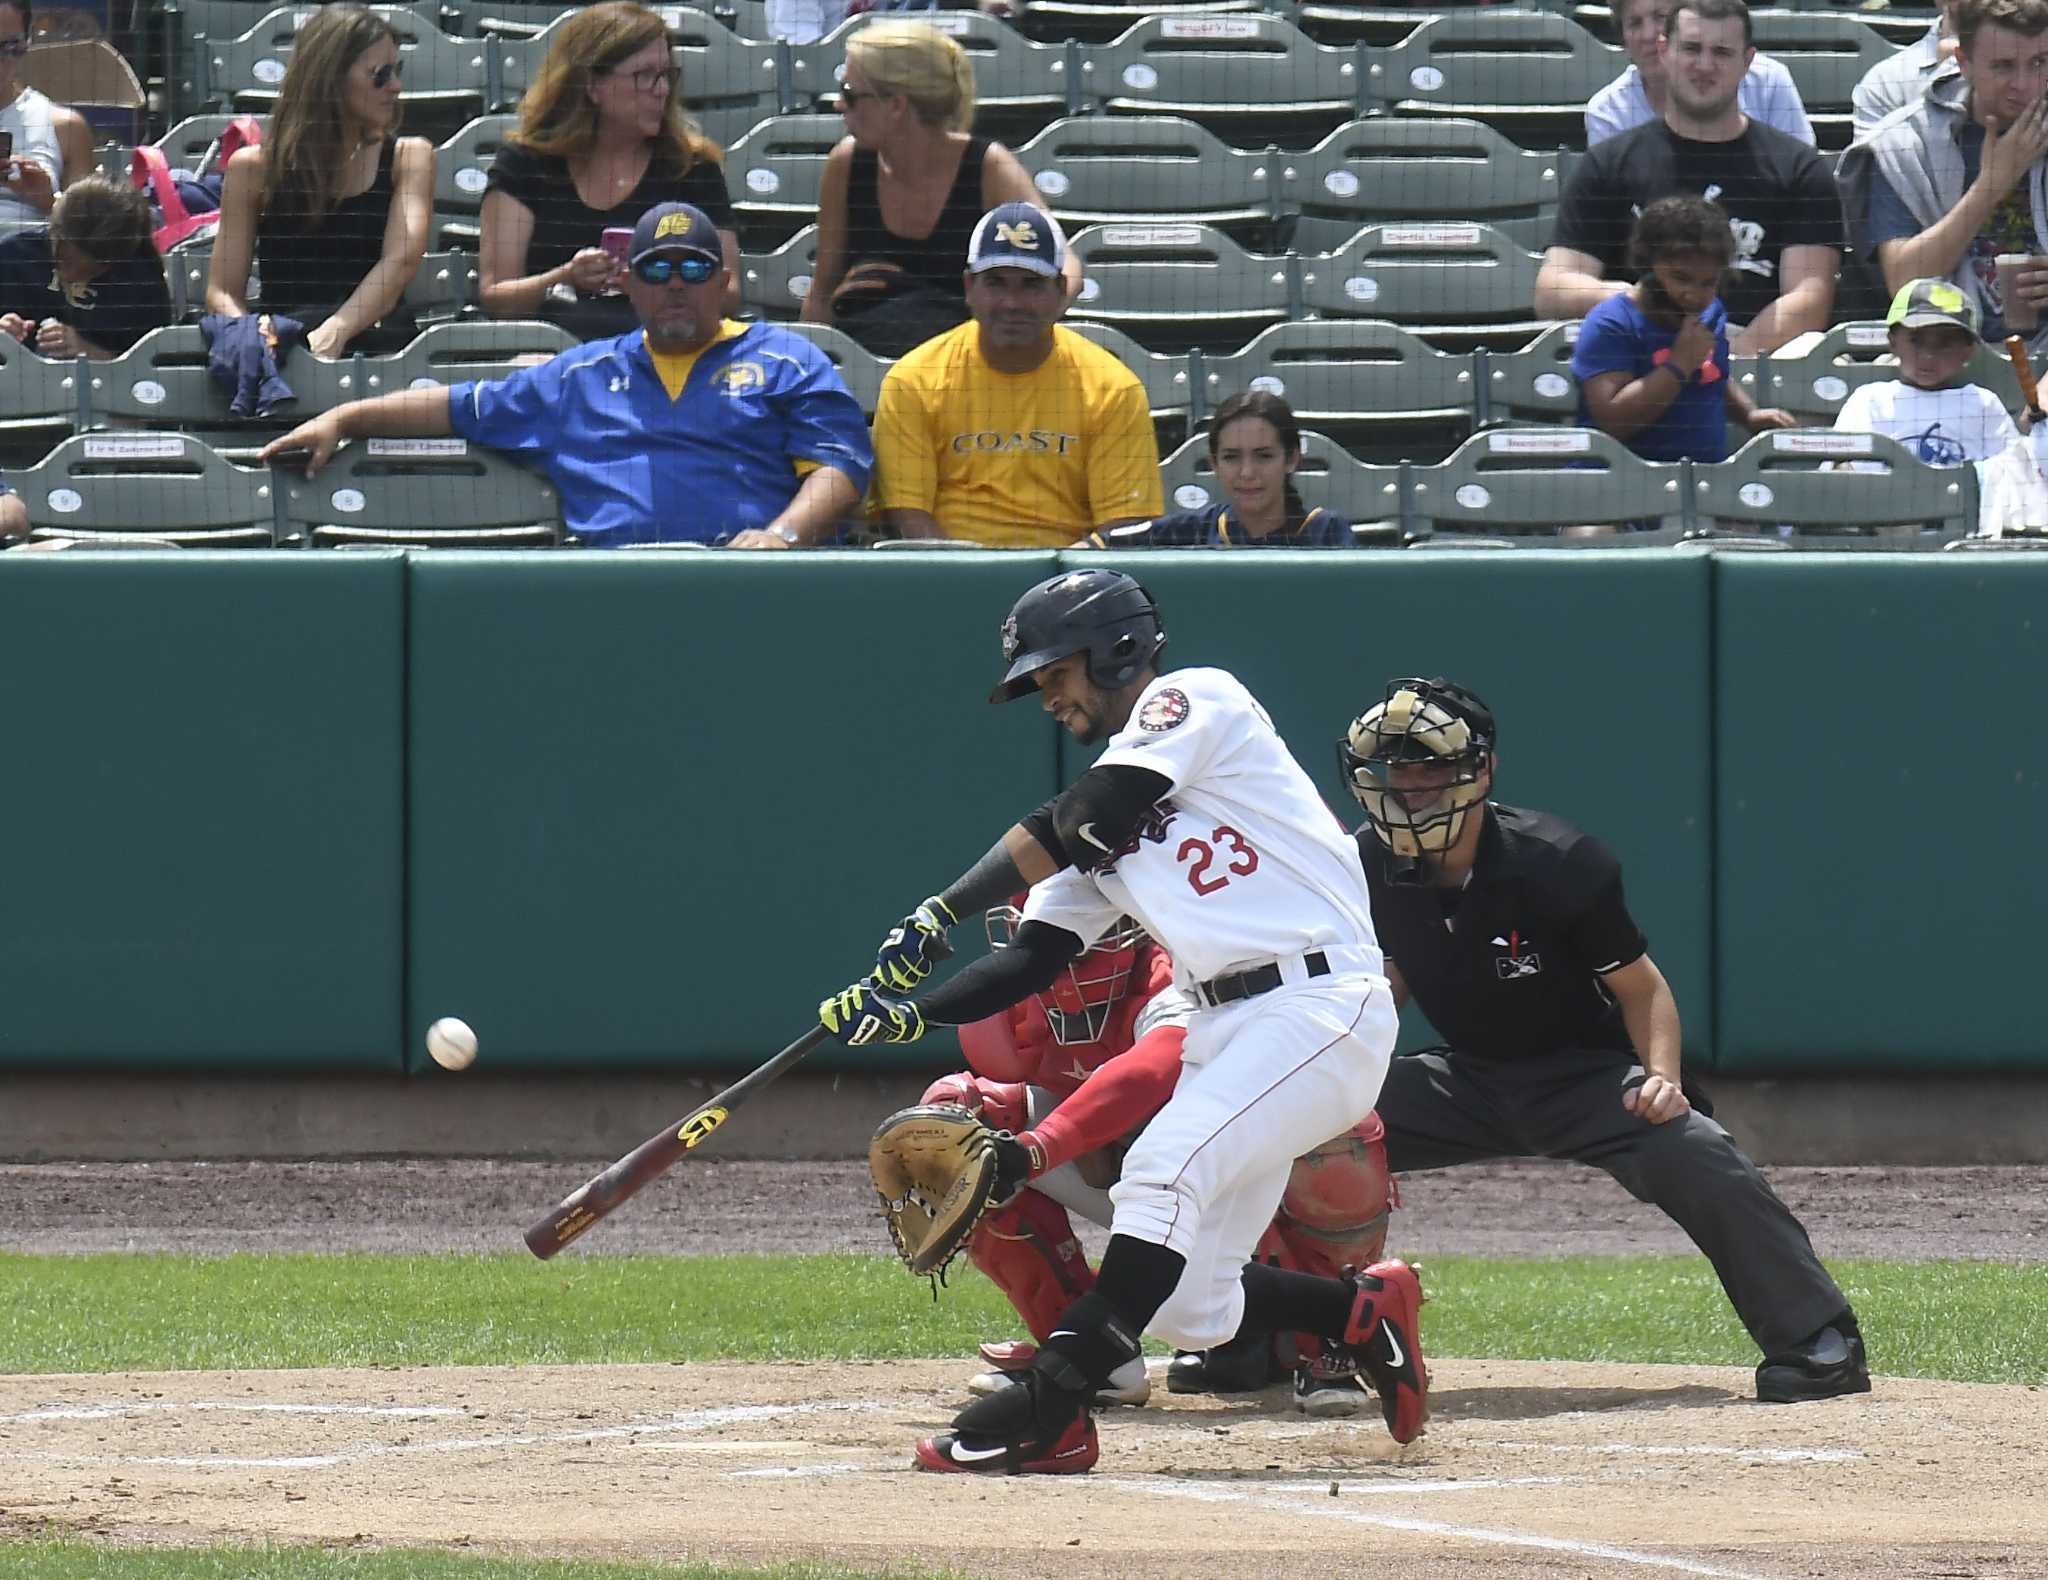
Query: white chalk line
1467 1438 1864 1464
0 1400 891 1471
1104 1478 1788 1580
0 1401 466 1425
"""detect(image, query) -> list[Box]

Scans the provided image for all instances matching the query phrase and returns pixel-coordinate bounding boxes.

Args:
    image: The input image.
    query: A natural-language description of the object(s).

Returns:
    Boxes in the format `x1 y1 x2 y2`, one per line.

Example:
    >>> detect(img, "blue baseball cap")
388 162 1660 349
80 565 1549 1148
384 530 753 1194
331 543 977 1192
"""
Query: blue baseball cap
967 201 1067 278
629 202 721 267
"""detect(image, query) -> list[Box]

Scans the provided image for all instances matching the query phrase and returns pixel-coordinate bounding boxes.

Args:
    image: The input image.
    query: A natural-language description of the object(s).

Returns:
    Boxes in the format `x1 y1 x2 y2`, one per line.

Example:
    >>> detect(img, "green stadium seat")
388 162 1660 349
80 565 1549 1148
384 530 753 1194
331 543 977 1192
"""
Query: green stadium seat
738 225 817 318
1416 427 1686 536
1016 115 1286 250
1692 429 1978 539
1293 116 1568 256
1365 11 1623 140
1020 0 1267 47
1087 14 1367 145
1747 11 1897 146
1064 321 1195 420
434 113 514 249
1295 222 1544 346
1152 427 1407 544
6 432 275 546
0 331 82 435
1757 322 2026 426
150 110 264 173
275 437 562 547
778 322 889 417
726 114 847 243
1067 222 1290 350
1192 319 1472 456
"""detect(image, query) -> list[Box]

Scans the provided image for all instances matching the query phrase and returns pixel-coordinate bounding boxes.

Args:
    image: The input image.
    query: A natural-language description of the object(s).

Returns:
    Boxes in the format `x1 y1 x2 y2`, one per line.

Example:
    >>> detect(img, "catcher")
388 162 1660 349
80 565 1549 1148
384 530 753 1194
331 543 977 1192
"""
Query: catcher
874 900 1399 1419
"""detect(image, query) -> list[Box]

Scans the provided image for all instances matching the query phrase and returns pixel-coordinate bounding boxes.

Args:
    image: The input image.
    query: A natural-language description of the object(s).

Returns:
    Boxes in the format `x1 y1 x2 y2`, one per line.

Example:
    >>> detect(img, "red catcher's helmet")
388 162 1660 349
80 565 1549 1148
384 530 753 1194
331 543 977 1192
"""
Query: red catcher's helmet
986 901 1148 1046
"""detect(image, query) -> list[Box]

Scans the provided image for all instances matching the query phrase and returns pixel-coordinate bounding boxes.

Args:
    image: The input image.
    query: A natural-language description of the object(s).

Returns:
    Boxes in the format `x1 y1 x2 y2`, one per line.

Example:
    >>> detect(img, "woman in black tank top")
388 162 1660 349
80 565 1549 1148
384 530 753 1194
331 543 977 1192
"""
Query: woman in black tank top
804 19 1079 359
205 5 437 358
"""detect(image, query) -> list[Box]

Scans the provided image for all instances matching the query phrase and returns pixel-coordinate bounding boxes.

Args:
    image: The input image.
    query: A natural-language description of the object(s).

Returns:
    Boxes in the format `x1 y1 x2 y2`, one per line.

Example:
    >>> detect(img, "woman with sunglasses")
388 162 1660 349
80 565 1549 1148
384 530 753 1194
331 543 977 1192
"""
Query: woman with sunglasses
0 0 96 227
205 4 435 358
482 1 738 338
803 19 1080 358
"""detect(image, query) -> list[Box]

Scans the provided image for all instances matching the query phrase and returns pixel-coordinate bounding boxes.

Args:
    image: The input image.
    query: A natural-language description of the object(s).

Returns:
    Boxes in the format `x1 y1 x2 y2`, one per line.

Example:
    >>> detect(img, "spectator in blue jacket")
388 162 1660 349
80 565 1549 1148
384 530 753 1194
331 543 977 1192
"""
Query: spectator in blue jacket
1572 194 1795 463
1091 392 1354 548
260 203 872 547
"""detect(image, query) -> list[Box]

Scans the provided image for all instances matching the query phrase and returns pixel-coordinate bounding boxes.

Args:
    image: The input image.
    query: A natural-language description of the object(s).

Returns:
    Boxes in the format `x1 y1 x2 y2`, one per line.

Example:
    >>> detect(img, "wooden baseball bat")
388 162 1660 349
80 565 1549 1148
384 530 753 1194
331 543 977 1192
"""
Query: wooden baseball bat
524 1025 829 1258
2006 334 2045 422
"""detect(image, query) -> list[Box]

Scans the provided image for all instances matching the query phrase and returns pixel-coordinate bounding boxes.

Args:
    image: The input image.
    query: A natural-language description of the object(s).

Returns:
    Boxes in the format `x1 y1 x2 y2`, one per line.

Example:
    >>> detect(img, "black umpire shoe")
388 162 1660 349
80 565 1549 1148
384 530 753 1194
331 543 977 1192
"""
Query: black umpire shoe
1756 1311 1871 1403
1165 1328 1281 1395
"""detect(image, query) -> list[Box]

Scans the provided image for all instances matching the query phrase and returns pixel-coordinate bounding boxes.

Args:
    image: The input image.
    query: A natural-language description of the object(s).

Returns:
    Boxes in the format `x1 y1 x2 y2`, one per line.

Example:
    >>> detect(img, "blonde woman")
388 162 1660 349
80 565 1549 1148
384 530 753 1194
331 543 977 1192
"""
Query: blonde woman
804 19 1081 357
206 4 436 358
482 1 738 335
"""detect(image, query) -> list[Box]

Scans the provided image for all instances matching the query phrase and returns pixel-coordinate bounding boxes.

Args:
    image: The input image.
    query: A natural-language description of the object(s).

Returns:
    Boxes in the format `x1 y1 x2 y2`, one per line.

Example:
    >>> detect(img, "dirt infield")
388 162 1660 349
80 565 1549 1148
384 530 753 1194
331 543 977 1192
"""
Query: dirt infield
0 1358 2042 1579
1 1161 2044 1576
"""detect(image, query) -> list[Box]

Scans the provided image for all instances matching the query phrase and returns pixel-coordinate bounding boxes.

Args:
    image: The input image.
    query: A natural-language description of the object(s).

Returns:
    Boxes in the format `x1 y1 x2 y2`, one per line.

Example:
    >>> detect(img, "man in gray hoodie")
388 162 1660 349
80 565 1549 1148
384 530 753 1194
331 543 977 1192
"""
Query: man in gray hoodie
1840 0 2048 349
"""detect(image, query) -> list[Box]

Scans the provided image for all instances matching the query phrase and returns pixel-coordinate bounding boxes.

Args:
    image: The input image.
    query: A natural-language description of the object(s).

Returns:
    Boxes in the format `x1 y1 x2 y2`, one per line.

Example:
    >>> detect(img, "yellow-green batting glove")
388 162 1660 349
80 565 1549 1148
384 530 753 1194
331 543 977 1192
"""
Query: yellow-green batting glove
873 896 957 993
819 980 927 1048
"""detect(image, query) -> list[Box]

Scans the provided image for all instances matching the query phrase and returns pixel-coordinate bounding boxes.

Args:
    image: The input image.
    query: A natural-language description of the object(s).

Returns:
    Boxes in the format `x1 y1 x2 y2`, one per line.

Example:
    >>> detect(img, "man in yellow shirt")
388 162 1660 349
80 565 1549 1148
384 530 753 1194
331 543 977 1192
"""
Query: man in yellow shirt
872 202 1163 547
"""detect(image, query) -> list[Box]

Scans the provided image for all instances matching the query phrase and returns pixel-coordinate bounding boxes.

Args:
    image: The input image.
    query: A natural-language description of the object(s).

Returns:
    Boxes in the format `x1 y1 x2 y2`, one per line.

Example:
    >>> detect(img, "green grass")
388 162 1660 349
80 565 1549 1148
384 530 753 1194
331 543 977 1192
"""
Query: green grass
0 1545 955 1580
1 1250 2043 1385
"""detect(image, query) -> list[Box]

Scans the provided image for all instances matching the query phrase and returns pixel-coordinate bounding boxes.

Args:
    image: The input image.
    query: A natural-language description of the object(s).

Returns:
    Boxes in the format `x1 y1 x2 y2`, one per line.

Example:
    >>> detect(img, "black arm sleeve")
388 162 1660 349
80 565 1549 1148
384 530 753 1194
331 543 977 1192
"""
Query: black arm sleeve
916 920 1085 1026
936 801 1067 923
1052 765 1173 872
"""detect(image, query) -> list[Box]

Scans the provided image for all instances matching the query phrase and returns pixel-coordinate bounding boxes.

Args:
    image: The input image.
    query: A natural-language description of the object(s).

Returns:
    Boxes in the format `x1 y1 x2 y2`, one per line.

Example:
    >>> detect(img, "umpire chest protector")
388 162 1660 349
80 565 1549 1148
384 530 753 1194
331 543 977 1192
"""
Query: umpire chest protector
1360 803 1646 1062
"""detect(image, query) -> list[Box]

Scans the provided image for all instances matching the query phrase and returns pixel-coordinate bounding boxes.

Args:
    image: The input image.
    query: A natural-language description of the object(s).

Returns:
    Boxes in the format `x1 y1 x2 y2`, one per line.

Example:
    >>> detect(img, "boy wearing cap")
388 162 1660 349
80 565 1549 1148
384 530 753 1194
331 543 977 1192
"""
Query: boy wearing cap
1831 277 2023 464
871 201 1162 548
260 203 873 547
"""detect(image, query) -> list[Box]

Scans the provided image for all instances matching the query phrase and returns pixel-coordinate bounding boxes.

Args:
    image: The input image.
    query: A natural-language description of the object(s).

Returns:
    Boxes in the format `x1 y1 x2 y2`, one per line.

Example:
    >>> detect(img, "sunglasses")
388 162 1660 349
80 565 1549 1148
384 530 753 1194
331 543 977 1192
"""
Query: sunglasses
633 253 717 285
367 59 403 87
836 86 884 107
0 36 29 58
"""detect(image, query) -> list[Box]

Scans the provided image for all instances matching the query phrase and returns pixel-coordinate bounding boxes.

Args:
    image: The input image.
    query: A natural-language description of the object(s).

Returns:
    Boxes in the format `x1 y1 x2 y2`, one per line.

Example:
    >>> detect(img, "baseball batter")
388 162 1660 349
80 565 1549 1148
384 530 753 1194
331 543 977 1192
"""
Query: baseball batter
818 569 1428 1475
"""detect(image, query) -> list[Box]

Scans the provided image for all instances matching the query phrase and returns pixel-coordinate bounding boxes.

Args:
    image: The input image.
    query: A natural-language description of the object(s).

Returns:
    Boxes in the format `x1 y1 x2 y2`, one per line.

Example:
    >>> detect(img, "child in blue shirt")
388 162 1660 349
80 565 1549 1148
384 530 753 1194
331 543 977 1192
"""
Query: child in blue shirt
1572 194 1794 462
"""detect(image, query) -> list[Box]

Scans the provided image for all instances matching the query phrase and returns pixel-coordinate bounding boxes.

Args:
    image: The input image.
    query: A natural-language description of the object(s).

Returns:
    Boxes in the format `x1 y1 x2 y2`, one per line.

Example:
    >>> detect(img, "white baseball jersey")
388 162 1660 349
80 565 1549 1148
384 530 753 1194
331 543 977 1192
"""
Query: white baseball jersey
1021 666 1383 988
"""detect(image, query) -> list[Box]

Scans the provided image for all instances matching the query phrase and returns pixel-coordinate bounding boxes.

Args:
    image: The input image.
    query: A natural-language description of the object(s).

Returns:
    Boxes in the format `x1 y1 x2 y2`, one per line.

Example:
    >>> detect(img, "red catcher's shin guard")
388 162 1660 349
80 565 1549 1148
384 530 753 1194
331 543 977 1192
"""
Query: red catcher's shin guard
1341 1258 1429 1444
1267 1116 1397 1366
968 1187 1095 1343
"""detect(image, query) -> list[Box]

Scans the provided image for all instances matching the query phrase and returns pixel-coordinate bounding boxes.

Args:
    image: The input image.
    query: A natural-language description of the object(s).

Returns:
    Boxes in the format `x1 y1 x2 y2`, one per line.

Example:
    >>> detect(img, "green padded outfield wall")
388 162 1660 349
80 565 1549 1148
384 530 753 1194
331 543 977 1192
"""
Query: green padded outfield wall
403 552 1063 1073
1087 552 1715 1061
1714 556 2048 1073
0 551 405 1072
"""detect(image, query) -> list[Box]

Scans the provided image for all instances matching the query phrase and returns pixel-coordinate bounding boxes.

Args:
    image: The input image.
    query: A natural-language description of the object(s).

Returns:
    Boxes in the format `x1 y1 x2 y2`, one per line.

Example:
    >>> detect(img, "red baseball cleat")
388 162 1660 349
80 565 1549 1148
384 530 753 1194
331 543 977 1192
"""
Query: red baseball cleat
1341 1258 1429 1444
913 1411 1100 1475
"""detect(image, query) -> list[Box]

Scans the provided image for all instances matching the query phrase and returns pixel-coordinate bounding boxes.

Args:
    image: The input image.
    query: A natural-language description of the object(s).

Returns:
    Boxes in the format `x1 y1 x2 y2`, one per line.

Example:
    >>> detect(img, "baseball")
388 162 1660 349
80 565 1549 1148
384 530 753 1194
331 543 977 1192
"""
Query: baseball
426 1017 479 1072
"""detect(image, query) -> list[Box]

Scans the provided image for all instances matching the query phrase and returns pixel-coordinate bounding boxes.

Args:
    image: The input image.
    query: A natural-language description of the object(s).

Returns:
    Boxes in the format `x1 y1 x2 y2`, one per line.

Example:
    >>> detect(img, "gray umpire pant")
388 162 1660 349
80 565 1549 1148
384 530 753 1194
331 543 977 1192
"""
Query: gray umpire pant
1375 1047 1849 1357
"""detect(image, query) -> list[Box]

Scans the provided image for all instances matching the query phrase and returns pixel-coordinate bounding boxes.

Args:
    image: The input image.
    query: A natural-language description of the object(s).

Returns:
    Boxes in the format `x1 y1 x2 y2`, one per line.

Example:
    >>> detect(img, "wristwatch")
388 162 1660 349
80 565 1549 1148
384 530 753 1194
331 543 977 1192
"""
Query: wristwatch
768 524 803 547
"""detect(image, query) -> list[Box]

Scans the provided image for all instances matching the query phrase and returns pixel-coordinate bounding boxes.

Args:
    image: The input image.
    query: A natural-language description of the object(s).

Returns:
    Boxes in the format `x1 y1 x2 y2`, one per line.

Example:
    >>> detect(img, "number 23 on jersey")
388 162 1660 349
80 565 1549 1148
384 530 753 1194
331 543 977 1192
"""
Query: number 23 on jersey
1179 824 1260 895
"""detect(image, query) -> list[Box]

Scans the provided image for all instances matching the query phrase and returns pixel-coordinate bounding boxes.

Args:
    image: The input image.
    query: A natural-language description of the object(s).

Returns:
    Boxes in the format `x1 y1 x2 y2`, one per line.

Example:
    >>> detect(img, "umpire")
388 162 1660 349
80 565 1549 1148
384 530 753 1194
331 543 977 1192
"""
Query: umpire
1337 677 1868 1403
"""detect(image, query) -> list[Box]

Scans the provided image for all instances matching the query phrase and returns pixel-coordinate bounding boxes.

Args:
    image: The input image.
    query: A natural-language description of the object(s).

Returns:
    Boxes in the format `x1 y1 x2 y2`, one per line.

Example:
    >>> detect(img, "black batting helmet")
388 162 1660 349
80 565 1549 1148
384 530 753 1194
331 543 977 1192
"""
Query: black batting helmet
989 570 1167 704
1337 677 1497 858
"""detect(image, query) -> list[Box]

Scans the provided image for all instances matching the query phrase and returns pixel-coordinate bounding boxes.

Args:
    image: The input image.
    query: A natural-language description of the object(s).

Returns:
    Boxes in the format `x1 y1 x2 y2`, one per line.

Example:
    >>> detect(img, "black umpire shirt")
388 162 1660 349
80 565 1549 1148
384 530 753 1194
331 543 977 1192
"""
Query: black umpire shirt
1358 803 1647 1062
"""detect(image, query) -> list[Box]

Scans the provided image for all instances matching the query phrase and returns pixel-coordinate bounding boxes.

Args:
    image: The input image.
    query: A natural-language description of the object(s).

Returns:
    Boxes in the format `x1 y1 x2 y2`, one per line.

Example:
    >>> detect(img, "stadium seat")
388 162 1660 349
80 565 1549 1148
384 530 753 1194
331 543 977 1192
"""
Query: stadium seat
726 114 848 242
1472 319 1579 427
1015 115 1286 250
1064 321 1195 420
1019 0 1267 47
1364 11 1624 140
275 437 562 546
1087 14 1367 145
1285 0 1475 48
491 7 778 121
6 432 275 546
434 113 514 249
1293 116 1568 256
779 322 889 416
149 110 265 173
1153 427 1407 544
788 13 1078 140
0 331 82 434
1756 322 2027 425
387 319 580 386
1294 223 1544 346
1067 222 1290 350
1746 11 1896 146
187 6 487 123
405 252 482 323
738 225 818 318
1692 429 1978 539
1415 427 1685 536
1191 319 1472 456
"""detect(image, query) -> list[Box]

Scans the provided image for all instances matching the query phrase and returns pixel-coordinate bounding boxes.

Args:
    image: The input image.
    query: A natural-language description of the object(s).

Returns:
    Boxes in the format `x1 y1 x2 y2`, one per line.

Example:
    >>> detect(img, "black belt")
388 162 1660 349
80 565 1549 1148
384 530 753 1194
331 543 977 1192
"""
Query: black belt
1197 950 1330 1009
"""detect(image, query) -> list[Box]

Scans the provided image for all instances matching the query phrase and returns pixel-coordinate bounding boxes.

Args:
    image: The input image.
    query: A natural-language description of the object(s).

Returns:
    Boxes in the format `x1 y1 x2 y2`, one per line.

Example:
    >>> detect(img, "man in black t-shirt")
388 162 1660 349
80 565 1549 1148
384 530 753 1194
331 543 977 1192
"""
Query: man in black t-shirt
1335 677 1870 1404
1536 0 1844 352
0 175 170 360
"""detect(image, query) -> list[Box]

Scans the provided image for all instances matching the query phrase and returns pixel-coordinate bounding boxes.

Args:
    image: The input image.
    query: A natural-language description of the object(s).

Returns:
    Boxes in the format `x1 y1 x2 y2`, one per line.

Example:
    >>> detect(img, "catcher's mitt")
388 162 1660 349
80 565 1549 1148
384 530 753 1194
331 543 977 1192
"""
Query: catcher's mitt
868 1103 1004 1278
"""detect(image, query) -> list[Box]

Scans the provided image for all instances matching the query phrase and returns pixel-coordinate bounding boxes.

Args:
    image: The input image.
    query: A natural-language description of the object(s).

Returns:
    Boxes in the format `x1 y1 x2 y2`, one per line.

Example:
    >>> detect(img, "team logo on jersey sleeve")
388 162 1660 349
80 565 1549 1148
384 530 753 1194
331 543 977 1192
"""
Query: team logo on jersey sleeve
1137 687 1190 732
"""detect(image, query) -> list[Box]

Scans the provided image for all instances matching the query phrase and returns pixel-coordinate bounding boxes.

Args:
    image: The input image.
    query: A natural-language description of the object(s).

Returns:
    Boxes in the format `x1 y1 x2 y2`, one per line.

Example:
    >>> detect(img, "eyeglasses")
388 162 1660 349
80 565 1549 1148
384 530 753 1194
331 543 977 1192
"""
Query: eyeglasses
837 86 883 107
633 253 717 285
367 59 404 87
0 35 31 58
610 64 678 95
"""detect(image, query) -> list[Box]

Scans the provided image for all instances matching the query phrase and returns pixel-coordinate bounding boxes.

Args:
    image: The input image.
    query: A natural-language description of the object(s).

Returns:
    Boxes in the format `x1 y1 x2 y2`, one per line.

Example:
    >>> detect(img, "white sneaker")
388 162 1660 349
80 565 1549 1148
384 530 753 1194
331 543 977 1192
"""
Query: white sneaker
967 1343 1151 1407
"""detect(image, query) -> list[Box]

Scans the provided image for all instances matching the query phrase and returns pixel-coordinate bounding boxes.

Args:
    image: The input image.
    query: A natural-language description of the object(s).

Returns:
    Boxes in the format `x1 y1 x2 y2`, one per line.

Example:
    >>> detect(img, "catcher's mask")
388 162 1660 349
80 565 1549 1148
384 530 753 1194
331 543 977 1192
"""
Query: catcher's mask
985 902 1147 1045
1338 677 1496 866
